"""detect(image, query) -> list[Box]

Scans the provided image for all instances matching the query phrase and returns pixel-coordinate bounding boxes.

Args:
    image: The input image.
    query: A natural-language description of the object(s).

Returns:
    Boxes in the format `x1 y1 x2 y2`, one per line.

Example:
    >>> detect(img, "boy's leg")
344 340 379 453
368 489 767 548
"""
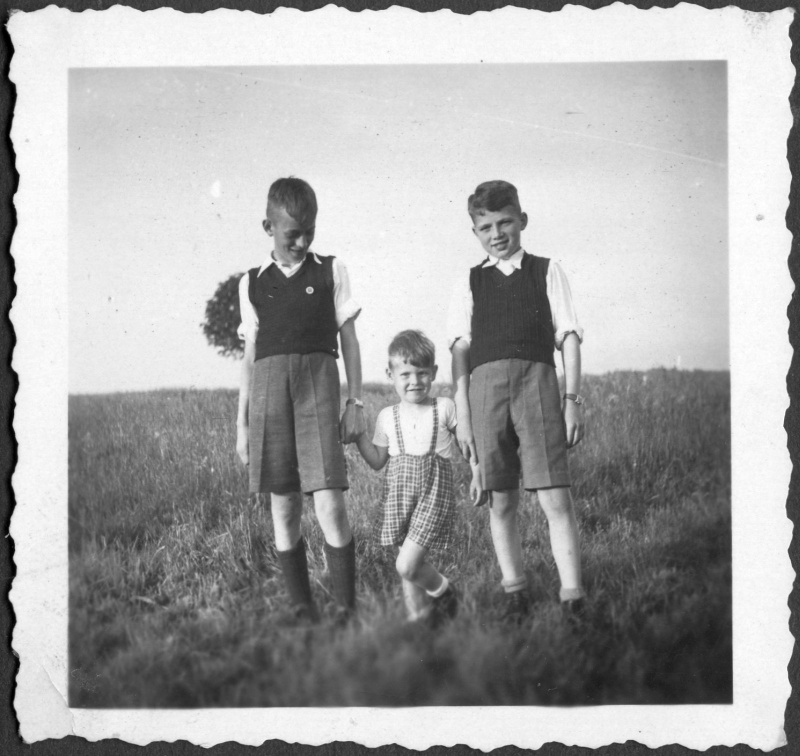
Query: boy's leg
395 539 445 593
396 540 457 624
402 579 431 621
489 488 531 621
272 493 318 618
470 363 529 612
536 486 584 599
488 489 526 588
271 492 304 551
313 488 352 546
314 488 356 611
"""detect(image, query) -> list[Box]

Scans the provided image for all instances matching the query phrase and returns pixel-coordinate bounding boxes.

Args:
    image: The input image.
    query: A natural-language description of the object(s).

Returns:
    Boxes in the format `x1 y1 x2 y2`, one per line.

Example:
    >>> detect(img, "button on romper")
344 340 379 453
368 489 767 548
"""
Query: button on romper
377 399 456 551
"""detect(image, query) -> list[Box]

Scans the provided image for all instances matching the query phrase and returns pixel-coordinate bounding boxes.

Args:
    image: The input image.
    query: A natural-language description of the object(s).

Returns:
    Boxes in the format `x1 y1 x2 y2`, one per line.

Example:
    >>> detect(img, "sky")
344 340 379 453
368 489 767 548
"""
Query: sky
68 62 727 394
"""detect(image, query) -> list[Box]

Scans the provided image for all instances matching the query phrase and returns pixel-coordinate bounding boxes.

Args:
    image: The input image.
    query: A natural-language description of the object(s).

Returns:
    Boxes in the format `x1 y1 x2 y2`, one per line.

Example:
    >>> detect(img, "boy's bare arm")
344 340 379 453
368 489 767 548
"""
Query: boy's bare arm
236 339 256 465
451 338 477 462
355 433 390 471
339 318 366 443
561 332 584 448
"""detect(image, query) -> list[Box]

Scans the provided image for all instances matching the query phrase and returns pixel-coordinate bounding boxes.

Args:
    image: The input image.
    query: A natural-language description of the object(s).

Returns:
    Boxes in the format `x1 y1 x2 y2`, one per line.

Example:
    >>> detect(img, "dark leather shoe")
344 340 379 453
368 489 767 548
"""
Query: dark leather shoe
429 586 458 627
561 597 586 621
500 589 530 624
293 602 320 624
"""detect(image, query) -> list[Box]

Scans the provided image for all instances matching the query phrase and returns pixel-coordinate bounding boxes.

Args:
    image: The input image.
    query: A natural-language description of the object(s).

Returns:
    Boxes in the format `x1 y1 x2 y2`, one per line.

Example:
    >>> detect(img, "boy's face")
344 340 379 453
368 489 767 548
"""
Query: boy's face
263 205 316 266
387 358 437 405
471 205 528 261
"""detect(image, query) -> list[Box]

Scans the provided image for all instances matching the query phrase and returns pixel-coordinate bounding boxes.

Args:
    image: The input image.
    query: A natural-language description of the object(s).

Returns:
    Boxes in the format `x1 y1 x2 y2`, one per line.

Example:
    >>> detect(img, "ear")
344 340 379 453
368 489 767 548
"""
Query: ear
431 365 439 382
471 226 479 238
262 219 273 236
519 212 528 230
386 368 394 381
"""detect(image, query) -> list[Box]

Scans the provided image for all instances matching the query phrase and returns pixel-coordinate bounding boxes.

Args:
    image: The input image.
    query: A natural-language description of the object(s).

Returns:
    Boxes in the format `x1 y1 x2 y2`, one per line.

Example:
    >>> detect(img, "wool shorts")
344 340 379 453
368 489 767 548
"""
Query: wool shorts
248 352 348 495
469 358 570 491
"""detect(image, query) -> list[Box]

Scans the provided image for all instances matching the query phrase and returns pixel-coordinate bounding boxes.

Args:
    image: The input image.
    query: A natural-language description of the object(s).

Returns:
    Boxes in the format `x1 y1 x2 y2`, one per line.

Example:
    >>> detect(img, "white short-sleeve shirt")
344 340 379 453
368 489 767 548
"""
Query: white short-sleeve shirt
373 397 458 460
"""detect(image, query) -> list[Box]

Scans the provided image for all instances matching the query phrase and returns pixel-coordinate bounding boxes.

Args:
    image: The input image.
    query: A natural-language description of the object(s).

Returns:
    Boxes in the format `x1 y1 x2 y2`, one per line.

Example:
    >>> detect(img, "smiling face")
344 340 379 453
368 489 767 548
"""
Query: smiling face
263 205 316 266
471 205 528 261
387 358 438 405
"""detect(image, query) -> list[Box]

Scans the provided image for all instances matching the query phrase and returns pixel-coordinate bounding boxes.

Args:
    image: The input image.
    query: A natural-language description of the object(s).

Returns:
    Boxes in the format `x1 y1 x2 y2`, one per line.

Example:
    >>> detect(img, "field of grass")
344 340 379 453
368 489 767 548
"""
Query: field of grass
68 369 731 707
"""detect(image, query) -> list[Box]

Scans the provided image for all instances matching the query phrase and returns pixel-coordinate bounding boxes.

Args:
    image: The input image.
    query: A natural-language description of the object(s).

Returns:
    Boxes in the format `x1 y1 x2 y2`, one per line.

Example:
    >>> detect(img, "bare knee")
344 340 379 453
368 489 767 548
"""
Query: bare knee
271 493 303 549
395 550 422 582
313 489 344 520
489 490 519 519
537 487 574 522
313 489 352 546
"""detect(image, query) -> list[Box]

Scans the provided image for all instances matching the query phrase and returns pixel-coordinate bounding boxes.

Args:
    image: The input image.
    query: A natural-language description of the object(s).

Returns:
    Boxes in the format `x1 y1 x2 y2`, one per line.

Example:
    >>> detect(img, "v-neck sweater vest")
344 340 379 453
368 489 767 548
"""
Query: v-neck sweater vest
469 253 555 371
249 255 339 361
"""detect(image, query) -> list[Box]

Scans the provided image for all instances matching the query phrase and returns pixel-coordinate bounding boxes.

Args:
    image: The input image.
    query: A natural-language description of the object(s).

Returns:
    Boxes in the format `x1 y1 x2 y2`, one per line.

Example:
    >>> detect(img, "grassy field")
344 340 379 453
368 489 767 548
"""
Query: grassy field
68 369 731 707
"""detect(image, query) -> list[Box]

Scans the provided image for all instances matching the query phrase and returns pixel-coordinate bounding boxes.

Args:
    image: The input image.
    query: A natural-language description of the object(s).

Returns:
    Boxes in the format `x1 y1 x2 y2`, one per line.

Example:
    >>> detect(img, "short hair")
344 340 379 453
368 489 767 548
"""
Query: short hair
266 177 318 226
468 180 522 220
388 330 436 368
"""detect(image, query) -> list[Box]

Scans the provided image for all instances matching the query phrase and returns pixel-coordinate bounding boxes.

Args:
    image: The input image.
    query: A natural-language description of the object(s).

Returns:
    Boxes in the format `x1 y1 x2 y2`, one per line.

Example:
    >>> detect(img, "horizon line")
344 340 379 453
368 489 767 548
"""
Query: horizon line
67 366 731 398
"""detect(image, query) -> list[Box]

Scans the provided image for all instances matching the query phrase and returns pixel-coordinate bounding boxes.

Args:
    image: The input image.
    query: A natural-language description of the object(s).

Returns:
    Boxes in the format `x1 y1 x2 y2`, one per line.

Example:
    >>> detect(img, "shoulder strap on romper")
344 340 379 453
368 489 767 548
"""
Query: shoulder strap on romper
428 399 439 455
392 404 405 455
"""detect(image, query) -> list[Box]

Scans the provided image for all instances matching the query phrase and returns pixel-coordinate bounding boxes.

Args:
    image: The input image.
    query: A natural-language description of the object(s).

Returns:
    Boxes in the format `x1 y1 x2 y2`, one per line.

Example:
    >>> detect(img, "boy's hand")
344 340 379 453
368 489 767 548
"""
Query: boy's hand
456 416 478 463
469 476 490 507
236 425 249 466
469 459 490 506
563 400 584 448
339 404 366 444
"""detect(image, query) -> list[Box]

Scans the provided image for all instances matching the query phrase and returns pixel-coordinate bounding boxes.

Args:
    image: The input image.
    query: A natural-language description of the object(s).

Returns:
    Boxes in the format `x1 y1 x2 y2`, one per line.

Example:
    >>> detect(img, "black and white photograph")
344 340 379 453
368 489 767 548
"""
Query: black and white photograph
8 5 793 750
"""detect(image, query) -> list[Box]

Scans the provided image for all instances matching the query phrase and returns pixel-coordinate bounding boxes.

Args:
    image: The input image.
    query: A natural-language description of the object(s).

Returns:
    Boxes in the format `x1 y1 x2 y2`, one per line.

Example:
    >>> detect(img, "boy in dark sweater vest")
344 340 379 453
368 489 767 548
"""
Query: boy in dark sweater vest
236 177 365 623
448 180 586 622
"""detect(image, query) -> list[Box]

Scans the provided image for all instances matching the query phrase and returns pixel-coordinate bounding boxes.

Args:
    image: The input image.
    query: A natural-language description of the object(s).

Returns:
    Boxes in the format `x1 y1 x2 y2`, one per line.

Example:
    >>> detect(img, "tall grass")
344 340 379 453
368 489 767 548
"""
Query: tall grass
68 369 730 707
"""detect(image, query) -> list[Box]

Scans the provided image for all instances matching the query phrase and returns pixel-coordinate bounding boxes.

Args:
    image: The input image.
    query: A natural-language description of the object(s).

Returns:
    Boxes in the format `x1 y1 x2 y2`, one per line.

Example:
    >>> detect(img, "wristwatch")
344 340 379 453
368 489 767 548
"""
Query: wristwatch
563 393 585 406
346 398 364 408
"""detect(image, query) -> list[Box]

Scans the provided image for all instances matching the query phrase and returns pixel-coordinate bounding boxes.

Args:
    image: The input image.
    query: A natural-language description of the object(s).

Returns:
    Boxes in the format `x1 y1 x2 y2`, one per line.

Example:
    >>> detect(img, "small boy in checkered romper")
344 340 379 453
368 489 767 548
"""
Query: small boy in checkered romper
355 330 482 624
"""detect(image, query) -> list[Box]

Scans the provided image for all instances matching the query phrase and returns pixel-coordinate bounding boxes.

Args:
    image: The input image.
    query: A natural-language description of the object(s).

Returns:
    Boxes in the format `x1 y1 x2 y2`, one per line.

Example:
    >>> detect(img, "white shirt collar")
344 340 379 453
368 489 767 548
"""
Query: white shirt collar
258 251 321 277
482 247 526 270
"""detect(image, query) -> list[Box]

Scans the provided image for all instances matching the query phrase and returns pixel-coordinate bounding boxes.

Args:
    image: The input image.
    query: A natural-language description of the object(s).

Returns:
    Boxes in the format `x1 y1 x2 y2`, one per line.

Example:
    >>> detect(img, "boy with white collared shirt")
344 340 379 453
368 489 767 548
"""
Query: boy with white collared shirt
236 177 365 623
448 179 587 623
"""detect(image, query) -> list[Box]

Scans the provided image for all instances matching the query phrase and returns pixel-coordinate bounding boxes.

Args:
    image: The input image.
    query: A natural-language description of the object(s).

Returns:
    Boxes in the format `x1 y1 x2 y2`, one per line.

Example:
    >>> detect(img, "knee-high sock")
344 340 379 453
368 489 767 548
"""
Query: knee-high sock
276 537 315 609
324 538 356 610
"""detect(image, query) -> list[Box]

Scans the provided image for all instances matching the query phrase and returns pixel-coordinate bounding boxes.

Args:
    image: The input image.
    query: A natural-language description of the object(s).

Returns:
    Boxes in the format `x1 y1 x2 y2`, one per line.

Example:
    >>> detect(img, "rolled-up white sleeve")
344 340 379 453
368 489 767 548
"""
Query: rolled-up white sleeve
237 272 258 344
332 258 361 328
447 272 473 349
548 261 584 350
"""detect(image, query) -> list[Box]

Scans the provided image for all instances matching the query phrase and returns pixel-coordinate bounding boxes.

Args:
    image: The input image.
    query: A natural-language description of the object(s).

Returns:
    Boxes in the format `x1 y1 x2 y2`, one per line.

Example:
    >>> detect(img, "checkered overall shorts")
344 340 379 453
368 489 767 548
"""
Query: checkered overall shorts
376 400 456 551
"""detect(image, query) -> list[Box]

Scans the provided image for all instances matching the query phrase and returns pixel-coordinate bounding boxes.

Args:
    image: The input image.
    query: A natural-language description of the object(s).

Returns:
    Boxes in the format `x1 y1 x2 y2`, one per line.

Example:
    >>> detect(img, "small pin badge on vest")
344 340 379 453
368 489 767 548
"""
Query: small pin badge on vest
306 286 314 295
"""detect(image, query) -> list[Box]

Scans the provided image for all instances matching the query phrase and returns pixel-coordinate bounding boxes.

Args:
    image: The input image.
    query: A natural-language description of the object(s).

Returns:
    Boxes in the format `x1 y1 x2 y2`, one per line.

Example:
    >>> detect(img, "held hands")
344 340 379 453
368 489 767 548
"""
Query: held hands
236 424 249 466
339 403 367 444
563 399 585 448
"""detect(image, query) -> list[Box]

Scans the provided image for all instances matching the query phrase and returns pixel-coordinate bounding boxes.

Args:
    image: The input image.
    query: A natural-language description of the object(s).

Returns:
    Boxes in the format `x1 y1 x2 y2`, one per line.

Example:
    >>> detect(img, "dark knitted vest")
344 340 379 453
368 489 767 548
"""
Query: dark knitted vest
469 253 555 371
249 254 339 361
